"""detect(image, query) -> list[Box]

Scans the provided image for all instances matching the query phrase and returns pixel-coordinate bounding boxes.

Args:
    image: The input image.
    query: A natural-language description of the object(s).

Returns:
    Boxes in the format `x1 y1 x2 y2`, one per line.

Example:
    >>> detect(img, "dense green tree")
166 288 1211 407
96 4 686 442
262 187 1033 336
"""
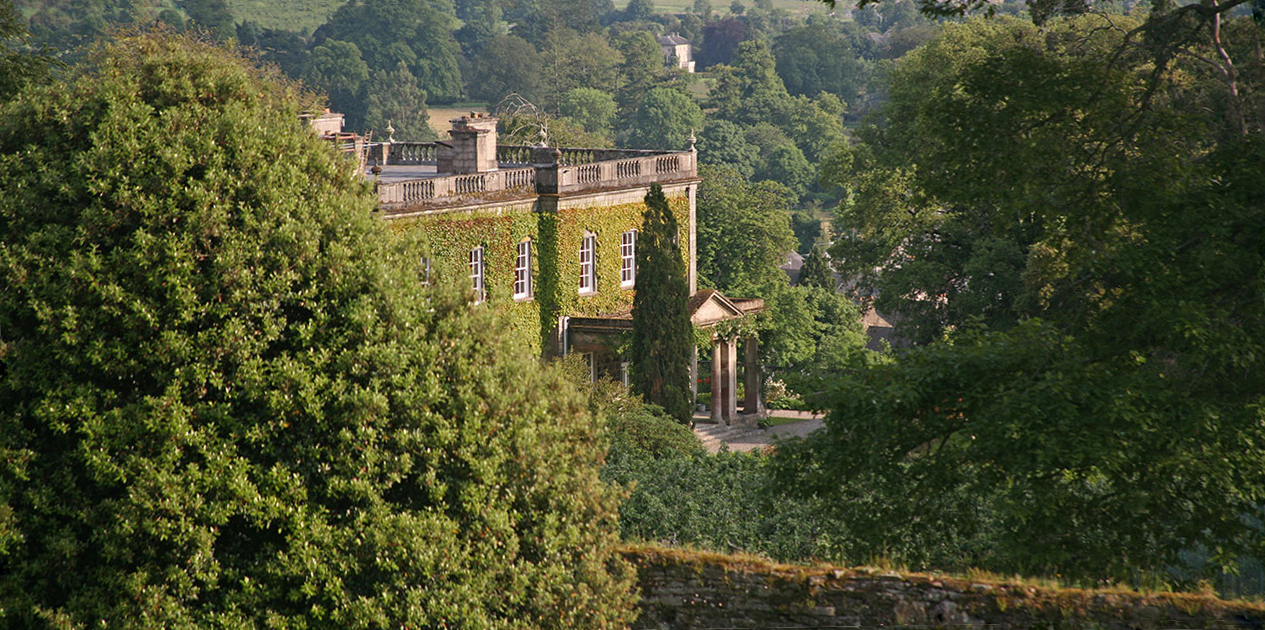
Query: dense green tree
779 95 844 162
539 28 622 109
778 15 1265 582
798 246 834 289
236 22 308 77
363 62 437 141
465 34 543 104
0 0 53 102
180 0 234 40
453 0 509 53
313 0 463 102
759 283 870 398
19 0 138 54
625 86 703 150
301 39 371 123
0 32 636 627
695 165 796 294
612 30 667 117
630 184 694 424
697 17 747 68
757 142 814 199
774 23 869 102
710 39 788 126
558 86 617 137
504 0 610 46
740 122 815 199
696 119 759 178
622 0 656 22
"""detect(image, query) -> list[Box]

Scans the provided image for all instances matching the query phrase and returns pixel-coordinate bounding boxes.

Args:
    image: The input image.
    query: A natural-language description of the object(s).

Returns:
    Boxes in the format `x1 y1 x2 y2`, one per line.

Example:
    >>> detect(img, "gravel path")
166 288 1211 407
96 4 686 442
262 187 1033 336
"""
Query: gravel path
692 410 825 453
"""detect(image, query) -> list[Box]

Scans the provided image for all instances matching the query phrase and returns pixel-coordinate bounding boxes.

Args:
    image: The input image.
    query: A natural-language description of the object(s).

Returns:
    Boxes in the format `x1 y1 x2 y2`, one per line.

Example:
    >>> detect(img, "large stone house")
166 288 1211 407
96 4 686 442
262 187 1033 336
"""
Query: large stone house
656 33 695 72
317 113 765 424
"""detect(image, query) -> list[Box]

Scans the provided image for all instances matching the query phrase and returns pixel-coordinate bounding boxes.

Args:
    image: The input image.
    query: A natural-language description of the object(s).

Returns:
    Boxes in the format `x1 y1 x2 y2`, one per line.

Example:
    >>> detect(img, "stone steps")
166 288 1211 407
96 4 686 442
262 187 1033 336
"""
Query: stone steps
692 422 763 452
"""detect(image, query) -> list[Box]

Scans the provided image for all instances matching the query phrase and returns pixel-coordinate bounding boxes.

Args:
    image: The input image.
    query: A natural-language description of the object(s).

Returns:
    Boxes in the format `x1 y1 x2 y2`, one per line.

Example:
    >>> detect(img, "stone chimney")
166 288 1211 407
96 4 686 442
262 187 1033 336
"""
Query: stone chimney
438 113 498 174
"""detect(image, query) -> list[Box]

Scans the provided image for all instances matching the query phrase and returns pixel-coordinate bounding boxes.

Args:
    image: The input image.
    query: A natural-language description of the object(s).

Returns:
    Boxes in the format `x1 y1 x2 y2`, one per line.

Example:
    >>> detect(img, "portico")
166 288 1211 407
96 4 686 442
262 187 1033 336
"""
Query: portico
564 289 766 426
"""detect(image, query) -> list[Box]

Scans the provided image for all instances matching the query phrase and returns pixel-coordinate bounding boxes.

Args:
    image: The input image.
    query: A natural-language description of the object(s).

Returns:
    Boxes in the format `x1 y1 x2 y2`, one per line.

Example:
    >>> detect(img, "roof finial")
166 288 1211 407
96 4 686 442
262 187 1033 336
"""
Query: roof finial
385 120 396 143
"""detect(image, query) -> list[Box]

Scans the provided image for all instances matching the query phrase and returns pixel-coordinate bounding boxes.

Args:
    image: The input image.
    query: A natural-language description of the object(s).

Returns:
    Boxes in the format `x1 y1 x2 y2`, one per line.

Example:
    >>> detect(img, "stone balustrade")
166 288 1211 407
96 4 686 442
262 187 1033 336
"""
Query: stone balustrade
384 142 438 165
495 145 533 166
374 144 697 208
377 166 537 205
536 149 695 195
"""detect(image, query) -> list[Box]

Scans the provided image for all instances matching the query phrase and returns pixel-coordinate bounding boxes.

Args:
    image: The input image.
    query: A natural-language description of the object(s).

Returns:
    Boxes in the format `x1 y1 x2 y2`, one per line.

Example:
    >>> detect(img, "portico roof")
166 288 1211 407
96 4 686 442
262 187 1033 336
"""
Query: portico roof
566 289 764 333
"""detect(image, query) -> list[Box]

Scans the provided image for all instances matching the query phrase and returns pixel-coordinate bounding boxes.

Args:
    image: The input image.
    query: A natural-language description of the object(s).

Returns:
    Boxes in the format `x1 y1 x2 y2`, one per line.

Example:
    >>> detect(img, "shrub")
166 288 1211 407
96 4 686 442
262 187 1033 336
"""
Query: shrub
0 31 634 629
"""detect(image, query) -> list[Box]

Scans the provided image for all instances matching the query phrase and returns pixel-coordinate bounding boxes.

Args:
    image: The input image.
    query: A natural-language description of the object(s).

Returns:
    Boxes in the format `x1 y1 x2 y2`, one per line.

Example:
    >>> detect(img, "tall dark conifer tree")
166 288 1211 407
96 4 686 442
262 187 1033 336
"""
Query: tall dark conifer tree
799 246 835 289
631 184 694 424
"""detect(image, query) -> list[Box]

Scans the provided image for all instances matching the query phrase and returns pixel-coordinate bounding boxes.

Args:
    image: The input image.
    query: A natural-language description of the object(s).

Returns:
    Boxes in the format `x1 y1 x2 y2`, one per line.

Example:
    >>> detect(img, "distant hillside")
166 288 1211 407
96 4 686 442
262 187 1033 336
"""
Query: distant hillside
225 0 343 33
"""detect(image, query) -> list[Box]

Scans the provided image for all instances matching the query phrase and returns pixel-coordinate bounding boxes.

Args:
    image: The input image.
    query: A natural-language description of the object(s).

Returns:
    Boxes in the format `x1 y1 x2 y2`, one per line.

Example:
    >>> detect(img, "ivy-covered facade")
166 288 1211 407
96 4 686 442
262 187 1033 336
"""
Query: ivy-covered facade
387 192 694 360
356 113 766 424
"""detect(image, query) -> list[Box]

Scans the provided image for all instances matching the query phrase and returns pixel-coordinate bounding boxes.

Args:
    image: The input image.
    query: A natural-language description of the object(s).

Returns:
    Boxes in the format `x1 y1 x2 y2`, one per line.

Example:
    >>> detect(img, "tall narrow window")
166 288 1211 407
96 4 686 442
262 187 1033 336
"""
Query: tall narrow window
514 239 532 300
469 246 484 303
620 230 636 288
420 256 432 286
578 233 597 294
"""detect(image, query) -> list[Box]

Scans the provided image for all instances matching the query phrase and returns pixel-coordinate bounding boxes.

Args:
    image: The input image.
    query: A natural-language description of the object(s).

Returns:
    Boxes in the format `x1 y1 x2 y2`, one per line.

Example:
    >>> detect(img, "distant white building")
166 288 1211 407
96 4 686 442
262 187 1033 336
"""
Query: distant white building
657 33 695 72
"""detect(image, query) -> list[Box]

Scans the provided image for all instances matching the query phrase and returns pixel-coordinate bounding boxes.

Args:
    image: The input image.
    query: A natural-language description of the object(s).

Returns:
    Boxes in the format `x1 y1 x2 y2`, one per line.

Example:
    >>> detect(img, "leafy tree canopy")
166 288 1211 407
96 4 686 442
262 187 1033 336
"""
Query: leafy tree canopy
363 61 437 141
779 15 1265 582
312 0 463 102
0 0 53 101
0 31 635 628
625 86 703 150
558 86 617 137
538 28 623 110
696 165 796 295
774 23 869 102
696 119 759 178
301 39 371 122
465 34 544 105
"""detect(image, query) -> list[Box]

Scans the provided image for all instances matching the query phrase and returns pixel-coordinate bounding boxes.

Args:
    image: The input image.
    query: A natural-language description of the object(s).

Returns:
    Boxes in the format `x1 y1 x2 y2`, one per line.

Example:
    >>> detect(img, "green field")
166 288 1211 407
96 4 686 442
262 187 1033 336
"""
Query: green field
226 0 836 34
614 0 835 17
428 104 490 133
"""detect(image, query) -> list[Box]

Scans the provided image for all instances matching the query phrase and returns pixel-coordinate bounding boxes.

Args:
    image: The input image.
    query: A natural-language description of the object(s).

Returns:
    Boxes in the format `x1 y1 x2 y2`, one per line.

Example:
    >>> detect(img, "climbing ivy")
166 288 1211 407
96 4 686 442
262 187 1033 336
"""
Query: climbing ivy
389 193 692 357
389 202 542 354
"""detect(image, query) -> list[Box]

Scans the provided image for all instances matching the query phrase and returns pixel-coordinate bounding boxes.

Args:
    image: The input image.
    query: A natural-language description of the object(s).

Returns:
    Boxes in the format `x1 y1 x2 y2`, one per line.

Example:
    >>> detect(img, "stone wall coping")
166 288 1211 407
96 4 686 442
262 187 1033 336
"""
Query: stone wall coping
621 545 1265 630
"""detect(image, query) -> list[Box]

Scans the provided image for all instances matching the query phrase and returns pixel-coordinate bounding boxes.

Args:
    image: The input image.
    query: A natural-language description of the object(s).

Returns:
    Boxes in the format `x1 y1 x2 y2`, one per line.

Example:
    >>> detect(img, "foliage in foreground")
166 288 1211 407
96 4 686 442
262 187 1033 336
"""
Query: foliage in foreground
787 15 1265 584
0 32 634 628
601 403 835 563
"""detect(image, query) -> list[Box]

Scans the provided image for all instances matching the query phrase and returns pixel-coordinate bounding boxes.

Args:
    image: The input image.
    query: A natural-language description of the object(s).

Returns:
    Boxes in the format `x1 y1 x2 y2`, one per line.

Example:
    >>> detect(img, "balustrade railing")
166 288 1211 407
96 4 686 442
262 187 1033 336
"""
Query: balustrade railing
503 167 534 189
496 145 533 165
378 166 538 205
376 148 693 207
387 142 438 164
616 159 641 178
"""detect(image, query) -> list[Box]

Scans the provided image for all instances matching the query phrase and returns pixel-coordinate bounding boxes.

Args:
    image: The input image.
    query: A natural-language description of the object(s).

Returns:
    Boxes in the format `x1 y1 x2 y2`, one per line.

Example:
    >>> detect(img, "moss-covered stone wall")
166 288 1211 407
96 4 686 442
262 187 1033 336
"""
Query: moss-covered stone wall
624 546 1265 629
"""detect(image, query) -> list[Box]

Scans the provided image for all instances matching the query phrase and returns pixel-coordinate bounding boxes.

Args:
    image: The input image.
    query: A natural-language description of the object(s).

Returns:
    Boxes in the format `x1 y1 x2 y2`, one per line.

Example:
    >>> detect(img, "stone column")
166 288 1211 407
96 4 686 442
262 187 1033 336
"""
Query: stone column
690 346 699 405
719 337 738 424
742 337 764 417
709 340 723 424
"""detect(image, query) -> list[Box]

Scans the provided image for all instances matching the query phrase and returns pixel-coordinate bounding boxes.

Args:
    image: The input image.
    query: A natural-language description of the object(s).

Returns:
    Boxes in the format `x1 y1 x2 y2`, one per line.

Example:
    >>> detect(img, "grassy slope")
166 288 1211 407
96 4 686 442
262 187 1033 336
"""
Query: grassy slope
223 0 835 35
